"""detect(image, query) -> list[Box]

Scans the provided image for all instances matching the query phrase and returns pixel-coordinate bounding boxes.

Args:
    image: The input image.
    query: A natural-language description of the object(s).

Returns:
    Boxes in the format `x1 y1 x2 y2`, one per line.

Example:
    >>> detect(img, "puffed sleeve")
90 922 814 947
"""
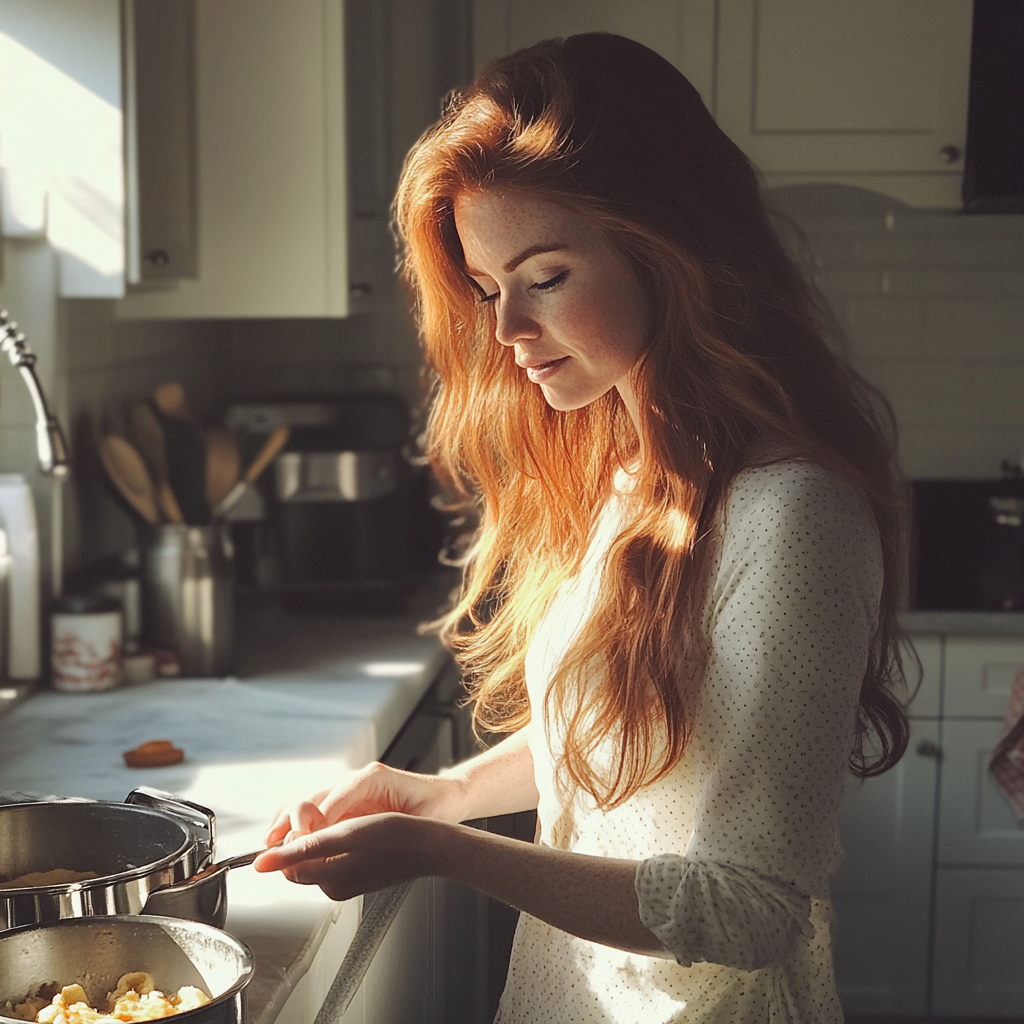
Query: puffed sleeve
634 461 885 970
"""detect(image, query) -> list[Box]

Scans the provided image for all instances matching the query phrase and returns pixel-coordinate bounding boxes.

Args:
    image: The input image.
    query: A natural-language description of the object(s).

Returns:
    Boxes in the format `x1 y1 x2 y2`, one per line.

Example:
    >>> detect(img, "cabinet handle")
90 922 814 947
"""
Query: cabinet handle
350 281 374 297
144 250 170 268
916 739 942 759
939 145 962 164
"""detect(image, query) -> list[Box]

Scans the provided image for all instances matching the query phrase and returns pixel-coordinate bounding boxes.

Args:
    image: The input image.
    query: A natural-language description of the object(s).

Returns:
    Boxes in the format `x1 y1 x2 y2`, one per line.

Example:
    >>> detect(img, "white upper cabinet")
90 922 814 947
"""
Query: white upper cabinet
117 0 351 317
0 0 125 297
715 0 973 208
472 0 973 208
472 0 717 111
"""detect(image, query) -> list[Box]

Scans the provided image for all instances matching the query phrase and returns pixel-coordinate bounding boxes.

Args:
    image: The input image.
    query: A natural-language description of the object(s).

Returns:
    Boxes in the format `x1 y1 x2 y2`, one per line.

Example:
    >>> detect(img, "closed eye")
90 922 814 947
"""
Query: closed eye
532 270 569 292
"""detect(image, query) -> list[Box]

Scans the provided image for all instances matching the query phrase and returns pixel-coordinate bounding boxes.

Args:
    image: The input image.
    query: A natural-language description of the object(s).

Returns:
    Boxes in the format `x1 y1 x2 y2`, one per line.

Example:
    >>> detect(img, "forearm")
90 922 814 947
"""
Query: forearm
425 818 670 958
440 725 539 821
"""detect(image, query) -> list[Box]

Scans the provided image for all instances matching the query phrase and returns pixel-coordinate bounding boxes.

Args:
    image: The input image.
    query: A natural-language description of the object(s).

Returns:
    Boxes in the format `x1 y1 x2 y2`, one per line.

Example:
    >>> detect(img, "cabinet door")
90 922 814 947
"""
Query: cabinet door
715 0 972 208
932 867 1024 1017
117 0 350 318
831 719 939 1017
937 718 1024 867
472 0 718 111
944 636 1024 718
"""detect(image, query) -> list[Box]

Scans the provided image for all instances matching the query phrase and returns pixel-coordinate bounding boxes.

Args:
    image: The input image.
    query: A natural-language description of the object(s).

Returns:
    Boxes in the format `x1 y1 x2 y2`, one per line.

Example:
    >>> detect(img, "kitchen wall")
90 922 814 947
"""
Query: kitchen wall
771 184 1024 480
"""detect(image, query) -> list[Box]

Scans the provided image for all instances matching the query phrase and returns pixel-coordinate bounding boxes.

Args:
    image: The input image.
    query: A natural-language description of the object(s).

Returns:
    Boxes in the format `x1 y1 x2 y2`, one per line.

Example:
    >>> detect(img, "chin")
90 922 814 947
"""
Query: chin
539 386 606 412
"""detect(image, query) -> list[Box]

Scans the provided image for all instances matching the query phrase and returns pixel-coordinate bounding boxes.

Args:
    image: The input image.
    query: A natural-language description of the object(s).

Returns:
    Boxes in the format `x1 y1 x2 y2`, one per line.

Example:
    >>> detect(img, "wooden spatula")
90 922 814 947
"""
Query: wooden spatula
99 435 161 526
127 401 185 525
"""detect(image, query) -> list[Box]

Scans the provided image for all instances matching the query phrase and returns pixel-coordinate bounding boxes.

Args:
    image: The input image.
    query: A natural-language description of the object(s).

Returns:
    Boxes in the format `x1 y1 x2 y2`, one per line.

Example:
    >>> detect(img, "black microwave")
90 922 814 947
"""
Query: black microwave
912 478 1024 611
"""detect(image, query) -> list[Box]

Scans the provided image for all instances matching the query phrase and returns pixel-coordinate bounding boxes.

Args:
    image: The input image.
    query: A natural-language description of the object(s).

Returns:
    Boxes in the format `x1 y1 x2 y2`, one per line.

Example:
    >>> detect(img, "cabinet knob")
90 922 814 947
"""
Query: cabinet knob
939 145 962 164
916 739 942 759
144 250 170 268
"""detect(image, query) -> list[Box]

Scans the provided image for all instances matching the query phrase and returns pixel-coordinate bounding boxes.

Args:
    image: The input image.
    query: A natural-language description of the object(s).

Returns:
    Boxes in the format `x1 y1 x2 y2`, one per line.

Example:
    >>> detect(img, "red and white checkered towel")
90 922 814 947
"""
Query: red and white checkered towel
990 667 1024 824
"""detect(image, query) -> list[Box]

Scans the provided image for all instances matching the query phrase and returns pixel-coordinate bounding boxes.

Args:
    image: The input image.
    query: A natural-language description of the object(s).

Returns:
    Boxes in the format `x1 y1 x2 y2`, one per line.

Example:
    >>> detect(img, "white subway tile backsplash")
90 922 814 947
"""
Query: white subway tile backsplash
925 233 1024 266
888 389 975 427
974 392 1024 428
779 185 1024 478
967 269 1024 298
883 268 965 297
850 235 928 266
974 364 1024 393
814 268 883 297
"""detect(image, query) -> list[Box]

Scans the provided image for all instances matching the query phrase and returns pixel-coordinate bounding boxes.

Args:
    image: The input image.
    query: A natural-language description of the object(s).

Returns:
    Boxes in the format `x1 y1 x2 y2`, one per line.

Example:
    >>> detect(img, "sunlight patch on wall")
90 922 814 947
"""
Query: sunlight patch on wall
0 29 123 295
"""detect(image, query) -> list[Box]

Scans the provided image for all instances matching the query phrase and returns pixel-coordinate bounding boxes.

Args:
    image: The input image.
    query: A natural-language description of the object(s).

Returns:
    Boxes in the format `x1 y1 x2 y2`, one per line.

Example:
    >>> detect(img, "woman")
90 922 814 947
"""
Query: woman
254 33 910 1023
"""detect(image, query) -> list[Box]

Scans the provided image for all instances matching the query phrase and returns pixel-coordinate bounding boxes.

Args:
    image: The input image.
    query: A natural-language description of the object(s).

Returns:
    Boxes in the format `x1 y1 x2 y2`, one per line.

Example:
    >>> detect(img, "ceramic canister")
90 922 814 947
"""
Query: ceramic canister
51 594 122 692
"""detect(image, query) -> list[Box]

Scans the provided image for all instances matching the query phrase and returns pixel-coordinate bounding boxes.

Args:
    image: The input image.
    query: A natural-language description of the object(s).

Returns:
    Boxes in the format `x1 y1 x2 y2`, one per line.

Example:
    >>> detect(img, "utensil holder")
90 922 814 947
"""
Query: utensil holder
142 525 234 677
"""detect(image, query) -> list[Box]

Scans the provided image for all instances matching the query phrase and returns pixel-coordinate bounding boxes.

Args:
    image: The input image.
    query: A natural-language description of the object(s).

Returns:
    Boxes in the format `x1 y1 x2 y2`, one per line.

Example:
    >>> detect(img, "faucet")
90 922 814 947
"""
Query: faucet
0 310 69 479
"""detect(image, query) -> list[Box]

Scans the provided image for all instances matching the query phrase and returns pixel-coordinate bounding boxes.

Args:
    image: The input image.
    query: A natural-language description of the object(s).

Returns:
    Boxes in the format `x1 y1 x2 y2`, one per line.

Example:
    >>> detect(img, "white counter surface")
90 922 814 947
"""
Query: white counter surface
0 591 453 1024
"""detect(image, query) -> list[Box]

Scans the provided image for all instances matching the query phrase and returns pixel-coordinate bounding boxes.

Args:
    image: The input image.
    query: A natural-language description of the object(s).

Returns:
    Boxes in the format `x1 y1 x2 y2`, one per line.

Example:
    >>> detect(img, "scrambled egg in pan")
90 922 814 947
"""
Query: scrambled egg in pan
3 973 210 1024
0 870 99 890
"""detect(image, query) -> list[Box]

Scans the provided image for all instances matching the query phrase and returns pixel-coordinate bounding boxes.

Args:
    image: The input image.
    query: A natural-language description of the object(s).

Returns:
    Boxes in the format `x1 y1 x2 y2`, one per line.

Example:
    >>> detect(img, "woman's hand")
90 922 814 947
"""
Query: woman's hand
263 761 469 850
254 812 444 901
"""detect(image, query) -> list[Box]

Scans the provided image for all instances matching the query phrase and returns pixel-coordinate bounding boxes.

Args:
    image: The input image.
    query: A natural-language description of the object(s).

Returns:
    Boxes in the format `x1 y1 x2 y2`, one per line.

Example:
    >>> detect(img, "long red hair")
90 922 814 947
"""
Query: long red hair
394 34 910 807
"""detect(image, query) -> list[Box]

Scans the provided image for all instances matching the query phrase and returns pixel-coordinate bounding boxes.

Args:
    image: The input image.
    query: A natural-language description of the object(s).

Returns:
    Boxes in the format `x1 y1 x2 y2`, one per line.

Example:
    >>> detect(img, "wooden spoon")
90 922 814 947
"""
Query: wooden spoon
212 425 290 518
206 429 241 508
153 381 189 419
99 435 161 526
126 401 185 525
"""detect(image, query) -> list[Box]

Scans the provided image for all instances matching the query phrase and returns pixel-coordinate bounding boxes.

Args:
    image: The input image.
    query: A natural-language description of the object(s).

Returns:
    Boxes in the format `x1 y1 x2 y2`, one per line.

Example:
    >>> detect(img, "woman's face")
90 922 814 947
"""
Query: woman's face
454 190 651 423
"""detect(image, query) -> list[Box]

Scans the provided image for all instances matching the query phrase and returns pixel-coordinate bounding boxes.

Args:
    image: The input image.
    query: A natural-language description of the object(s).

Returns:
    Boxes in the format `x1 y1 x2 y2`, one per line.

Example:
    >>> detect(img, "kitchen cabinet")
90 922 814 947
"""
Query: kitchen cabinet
714 0 972 209
471 0 972 209
831 636 941 1018
833 630 1024 1020
116 0 466 318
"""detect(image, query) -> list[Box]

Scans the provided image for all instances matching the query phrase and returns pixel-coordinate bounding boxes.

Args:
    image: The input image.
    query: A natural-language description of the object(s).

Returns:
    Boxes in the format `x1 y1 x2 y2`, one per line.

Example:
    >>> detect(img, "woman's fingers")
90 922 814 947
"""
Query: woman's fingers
265 796 330 847
253 813 438 901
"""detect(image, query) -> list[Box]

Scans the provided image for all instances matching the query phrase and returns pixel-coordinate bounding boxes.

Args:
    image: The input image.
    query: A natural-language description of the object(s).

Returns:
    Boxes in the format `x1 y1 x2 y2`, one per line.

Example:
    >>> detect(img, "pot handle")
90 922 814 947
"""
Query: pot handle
125 786 216 868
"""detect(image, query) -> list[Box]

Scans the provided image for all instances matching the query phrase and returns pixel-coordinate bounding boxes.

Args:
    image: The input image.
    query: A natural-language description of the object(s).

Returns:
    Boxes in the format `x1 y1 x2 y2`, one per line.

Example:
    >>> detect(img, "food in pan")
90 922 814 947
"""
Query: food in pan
0 869 99 890
3 973 210 1024
122 740 184 769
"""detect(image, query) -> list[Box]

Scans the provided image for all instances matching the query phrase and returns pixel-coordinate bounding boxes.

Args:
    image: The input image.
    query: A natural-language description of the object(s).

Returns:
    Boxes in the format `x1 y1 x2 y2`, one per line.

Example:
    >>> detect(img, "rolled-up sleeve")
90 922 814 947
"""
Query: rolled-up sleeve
635 461 885 969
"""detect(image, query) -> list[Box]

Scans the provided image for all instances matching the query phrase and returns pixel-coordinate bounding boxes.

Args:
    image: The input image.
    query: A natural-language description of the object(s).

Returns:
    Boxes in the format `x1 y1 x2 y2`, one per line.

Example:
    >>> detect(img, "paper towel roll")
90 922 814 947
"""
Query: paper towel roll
0 474 40 679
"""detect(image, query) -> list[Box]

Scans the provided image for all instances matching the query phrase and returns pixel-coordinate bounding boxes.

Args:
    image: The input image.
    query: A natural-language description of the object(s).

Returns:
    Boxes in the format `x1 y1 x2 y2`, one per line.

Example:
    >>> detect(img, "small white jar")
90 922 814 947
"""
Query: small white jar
51 594 122 692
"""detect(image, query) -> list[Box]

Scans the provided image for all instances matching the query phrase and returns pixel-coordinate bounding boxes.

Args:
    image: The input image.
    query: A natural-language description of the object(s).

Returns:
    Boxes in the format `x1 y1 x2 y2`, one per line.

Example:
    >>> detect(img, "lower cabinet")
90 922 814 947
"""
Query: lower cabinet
832 719 939 1016
833 632 1024 1020
337 661 496 1024
932 868 1024 1016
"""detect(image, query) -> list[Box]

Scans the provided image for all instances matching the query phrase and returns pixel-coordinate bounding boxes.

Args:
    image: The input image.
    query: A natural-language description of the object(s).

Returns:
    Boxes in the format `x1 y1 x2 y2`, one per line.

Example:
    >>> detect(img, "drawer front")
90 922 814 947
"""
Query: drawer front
904 634 941 718
937 719 1024 866
944 636 1024 718
932 867 1024 1017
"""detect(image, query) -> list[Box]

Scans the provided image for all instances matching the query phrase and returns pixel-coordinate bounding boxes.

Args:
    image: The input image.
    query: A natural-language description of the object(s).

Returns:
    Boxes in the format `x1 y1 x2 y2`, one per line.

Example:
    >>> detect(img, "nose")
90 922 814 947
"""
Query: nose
493 295 540 348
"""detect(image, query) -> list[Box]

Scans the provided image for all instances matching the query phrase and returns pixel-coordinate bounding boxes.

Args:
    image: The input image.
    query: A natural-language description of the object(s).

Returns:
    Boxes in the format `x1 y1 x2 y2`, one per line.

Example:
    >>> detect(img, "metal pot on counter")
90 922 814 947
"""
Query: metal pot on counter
0 788 248 932
0 915 253 1024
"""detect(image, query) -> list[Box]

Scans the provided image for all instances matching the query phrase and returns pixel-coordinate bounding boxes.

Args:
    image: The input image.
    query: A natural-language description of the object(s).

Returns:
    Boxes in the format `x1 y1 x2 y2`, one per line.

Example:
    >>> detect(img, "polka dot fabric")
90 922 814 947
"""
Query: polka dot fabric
495 461 884 1023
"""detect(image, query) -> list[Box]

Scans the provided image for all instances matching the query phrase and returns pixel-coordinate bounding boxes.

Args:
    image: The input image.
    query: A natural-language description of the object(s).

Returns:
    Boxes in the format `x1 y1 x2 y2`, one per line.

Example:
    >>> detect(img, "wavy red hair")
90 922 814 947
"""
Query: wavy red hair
394 34 910 807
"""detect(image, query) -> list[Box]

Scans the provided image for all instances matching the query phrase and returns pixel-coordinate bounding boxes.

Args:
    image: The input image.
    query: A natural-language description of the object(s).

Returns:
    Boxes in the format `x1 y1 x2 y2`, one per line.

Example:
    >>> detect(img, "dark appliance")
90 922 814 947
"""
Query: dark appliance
962 0 1024 212
912 475 1024 611
268 395 420 611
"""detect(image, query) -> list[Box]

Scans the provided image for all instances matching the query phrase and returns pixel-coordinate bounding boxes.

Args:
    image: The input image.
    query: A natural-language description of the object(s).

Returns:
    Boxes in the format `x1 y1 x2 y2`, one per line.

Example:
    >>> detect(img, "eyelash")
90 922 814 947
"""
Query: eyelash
477 270 569 305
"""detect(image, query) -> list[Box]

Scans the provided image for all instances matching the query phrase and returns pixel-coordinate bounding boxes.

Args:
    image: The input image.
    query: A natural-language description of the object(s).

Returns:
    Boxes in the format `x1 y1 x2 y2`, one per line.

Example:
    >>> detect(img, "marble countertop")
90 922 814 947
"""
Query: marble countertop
0 585 455 1024
899 610 1024 636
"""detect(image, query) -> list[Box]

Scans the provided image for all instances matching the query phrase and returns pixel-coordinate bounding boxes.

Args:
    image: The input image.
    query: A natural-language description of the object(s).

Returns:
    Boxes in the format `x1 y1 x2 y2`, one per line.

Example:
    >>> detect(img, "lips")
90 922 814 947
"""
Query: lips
521 356 569 383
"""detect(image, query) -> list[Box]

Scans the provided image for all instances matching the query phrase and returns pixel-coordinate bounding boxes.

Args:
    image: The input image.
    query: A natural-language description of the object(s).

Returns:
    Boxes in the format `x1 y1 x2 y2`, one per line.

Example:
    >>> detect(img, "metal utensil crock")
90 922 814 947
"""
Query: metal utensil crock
0 915 253 1024
142 524 234 676
0 789 215 932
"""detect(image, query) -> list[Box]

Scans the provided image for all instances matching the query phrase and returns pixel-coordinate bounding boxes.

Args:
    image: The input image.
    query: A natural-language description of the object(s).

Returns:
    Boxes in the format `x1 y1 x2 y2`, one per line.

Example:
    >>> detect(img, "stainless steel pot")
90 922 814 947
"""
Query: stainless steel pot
0 788 219 932
0 915 253 1024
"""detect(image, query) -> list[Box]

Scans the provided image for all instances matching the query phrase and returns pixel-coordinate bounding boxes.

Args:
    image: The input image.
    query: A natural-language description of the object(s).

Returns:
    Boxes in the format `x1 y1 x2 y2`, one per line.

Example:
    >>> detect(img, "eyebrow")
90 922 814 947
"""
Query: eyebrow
464 243 569 277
